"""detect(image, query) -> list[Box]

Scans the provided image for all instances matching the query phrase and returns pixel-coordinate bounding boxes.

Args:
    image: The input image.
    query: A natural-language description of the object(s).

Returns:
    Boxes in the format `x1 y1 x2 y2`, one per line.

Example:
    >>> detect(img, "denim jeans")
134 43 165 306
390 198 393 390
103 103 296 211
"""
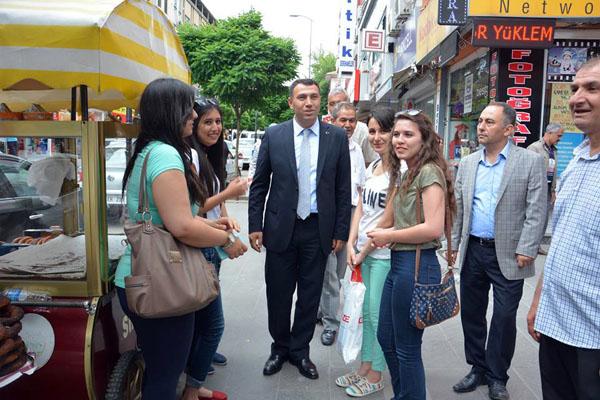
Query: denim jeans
117 287 194 400
186 247 224 388
377 249 441 400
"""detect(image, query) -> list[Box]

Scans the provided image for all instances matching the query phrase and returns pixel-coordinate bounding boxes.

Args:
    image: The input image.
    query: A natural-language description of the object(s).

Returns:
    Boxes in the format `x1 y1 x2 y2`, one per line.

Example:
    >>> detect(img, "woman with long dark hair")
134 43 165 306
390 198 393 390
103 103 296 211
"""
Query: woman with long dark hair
336 107 395 397
366 110 456 399
182 98 247 400
114 78 246 400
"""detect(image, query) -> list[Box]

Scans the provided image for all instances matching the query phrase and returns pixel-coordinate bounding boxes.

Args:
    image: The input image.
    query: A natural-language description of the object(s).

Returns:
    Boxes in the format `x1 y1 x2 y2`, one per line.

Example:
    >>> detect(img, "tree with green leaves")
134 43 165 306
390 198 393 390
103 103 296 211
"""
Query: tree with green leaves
178 11 300 171
310 50 337 115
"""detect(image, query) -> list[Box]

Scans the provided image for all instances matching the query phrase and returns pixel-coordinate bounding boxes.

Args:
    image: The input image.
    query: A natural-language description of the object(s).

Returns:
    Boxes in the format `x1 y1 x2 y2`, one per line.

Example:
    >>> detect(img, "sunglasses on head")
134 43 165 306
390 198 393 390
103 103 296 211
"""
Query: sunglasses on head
195 97 219 107
395 109 422 118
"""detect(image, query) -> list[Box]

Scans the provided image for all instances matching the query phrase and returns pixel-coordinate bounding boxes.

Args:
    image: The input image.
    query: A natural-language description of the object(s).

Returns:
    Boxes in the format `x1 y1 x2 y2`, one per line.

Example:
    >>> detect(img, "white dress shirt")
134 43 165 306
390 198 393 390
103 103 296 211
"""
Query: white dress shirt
293 118 319 213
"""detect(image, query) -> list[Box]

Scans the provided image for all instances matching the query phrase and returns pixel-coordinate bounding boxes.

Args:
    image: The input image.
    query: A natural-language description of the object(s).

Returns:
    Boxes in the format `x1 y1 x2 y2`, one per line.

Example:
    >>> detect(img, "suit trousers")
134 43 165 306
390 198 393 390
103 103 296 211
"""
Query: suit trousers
539 334 600 400
265 214 328 361
460 237 524 384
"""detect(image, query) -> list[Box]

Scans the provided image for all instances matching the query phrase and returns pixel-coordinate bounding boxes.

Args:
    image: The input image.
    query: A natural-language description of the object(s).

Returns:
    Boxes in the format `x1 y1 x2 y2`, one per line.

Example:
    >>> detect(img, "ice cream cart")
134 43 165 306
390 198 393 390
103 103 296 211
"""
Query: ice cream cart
0 1 192 398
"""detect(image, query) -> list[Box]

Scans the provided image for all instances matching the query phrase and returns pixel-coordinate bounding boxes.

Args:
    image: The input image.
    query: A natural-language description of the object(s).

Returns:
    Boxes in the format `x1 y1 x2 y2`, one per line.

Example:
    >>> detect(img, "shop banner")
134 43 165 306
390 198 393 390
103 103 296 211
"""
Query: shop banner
547 41 600 82
469 1 599 18
338 0 357 75
548 83 581 133
495 48 545 147
472 18 555 49
394 11 417 73
438 0 467 25
417 0 456 63
557 132 584 177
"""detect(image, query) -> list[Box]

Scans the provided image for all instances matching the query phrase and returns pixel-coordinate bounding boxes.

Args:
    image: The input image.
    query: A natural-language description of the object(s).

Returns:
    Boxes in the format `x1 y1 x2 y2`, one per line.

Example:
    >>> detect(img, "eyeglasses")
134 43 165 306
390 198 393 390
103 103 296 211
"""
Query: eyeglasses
195 97 219 107
395 109 422 118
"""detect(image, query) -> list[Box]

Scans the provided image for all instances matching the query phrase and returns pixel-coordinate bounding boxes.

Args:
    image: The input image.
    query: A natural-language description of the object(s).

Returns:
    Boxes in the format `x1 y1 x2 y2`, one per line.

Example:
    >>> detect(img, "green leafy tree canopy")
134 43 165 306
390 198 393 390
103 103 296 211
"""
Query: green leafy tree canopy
179 11 300 168
311 50 337 115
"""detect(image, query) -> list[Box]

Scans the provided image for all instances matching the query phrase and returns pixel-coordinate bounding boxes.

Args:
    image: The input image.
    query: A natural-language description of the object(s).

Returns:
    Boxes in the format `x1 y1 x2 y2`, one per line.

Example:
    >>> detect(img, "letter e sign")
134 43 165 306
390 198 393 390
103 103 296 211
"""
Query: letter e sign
364 29 385 52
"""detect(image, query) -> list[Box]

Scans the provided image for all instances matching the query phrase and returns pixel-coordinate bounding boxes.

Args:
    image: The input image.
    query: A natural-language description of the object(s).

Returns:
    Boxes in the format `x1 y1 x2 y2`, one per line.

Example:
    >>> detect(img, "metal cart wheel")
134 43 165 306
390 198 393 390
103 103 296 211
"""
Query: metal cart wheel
105 350 144 400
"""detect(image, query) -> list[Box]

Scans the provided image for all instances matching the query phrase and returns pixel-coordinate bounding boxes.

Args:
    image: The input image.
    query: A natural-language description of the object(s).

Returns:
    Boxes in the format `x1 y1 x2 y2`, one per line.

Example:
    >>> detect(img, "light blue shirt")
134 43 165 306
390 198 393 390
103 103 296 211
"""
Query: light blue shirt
535 138 600 349
469 141 511 239
293 118 319 213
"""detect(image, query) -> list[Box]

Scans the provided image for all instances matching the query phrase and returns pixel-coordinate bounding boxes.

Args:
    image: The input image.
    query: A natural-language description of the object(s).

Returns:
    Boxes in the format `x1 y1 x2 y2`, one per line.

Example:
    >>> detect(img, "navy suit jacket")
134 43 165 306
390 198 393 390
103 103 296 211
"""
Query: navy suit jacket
248 119 352 253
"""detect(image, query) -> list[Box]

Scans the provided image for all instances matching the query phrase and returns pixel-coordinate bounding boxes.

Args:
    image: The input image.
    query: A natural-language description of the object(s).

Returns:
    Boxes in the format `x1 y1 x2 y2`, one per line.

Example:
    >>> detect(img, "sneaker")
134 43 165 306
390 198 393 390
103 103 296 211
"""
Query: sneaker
335 371 362 388
345 378 384 397
212 352 228 366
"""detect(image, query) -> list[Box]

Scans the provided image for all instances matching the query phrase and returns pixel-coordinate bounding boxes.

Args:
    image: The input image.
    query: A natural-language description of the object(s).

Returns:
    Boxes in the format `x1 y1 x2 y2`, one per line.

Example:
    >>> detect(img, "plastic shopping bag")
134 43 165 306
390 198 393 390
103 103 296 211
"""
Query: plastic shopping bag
337 266 366 364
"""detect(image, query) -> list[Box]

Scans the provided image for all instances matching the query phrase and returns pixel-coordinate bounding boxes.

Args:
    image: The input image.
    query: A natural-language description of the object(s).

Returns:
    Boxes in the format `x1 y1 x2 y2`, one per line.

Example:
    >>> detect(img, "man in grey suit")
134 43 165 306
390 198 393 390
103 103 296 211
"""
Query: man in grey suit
451 102 547 400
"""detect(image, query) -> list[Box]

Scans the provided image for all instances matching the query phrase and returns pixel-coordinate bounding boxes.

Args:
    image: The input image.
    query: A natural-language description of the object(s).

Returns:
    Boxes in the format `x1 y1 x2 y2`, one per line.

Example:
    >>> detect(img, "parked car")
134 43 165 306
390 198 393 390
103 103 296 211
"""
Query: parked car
0 154 70 242
236 138 256 170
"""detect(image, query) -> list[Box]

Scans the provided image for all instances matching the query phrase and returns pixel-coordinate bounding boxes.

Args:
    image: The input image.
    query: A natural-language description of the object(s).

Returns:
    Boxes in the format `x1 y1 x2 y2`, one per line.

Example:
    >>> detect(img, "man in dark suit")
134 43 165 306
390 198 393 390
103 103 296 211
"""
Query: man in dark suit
248 79 352 380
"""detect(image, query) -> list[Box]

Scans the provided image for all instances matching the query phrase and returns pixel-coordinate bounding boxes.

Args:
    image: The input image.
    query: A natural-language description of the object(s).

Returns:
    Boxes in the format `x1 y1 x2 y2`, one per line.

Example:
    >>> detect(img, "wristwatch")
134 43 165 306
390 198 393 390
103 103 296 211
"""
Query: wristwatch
222 232 237 249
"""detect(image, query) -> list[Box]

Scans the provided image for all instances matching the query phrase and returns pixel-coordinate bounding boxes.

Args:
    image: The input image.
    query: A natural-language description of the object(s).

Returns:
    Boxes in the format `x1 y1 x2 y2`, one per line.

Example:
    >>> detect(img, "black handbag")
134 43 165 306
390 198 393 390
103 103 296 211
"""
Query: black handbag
409 186 460 329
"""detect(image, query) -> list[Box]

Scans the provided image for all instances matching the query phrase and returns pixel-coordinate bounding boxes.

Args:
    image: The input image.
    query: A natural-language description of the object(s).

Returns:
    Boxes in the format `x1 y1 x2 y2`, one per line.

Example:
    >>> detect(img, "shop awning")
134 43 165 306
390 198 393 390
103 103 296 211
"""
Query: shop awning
0 0 191 111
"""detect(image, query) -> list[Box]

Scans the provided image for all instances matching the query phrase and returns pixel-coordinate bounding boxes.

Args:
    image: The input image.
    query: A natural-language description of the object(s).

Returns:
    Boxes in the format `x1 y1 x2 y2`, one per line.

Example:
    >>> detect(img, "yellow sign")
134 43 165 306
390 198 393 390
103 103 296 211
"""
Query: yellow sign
469 0 600 18
548 83 581 133
417 0 456 63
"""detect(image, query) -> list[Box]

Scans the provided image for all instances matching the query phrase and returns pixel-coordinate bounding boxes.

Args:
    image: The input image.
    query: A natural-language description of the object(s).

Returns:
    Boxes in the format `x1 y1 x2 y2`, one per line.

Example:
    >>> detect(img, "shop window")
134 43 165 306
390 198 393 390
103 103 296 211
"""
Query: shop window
447 55 490 165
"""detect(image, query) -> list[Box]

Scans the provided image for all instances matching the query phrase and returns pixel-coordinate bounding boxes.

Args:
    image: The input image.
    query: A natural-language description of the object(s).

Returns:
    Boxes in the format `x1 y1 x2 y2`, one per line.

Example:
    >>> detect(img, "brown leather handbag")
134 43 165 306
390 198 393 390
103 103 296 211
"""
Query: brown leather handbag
124 148 219 318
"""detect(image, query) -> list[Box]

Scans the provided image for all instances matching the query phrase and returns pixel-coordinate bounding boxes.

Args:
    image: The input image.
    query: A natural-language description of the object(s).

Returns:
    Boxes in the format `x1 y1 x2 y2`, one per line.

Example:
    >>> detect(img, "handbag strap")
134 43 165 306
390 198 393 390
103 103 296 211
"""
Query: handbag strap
136 147 153 216
413 176 454 284
414 187 422 283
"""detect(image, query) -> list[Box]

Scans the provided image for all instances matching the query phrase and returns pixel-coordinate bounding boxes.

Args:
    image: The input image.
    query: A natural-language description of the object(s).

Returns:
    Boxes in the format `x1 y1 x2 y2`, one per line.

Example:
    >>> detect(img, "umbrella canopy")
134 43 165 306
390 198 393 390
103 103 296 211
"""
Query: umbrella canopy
0 0 191 111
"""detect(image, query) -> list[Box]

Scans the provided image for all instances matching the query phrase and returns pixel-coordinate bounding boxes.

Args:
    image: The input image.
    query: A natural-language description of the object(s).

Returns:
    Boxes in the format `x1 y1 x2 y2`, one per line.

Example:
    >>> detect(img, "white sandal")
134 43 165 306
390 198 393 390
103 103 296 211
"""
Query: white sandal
345 378 384 397
335 372 363 388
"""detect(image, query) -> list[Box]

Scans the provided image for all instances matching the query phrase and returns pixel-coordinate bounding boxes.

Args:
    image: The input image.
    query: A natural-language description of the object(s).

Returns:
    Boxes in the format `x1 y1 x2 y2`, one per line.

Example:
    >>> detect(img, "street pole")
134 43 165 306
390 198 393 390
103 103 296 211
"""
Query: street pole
289 14 313 79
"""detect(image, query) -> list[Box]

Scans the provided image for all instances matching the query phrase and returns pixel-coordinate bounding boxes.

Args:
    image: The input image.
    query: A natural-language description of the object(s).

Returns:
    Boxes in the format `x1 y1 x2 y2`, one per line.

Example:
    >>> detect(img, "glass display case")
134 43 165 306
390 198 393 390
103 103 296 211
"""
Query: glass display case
0 120 137 297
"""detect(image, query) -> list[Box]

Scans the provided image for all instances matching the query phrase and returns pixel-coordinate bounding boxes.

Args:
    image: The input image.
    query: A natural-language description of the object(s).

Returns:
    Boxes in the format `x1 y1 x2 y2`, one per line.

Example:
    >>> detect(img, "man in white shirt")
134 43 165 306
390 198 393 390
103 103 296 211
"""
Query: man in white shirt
320 102 366 345
323 88 378 166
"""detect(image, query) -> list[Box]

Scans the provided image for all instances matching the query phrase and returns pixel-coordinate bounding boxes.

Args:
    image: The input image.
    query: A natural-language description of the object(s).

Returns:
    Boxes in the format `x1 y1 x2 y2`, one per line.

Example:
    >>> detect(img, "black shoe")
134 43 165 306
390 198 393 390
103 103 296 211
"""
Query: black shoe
212 352 228 366
453 371 486 393
291 358 319 379
207 365 215 375
321 329 336 346
263 354 287 376
488 382 510 400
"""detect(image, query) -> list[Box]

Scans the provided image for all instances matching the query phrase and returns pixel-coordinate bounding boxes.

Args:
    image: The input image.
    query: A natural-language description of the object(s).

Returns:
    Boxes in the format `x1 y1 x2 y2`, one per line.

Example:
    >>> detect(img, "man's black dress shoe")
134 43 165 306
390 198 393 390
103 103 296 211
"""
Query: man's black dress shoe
488 381 510 400
291 358 319 379
263 354 286 376
452 371 486 393
321 329 336 346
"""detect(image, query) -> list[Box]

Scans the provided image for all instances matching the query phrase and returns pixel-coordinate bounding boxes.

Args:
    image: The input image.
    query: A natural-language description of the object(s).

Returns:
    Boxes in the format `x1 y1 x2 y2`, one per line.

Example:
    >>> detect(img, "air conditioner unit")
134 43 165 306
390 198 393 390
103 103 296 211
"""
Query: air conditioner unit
395 0 413 21
388 18 402 37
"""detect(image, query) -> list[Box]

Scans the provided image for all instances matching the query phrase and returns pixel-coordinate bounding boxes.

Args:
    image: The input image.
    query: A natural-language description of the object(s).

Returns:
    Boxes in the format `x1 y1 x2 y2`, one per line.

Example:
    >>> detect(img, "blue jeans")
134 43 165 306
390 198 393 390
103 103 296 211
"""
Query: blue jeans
186 247 224 388
117 287 194 400
377 249 441 400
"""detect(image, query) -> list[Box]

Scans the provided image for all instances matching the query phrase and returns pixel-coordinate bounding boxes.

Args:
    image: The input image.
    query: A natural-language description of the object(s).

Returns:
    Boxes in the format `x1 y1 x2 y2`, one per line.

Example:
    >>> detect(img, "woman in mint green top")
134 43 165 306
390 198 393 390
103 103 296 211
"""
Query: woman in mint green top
114 78 246 400
366 111 456 400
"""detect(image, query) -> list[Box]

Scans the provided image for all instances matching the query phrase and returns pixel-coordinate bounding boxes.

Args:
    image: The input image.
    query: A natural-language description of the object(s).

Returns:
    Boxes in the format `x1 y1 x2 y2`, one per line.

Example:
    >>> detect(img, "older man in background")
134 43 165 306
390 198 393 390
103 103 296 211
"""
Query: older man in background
527 123 563 254
323 88 377 166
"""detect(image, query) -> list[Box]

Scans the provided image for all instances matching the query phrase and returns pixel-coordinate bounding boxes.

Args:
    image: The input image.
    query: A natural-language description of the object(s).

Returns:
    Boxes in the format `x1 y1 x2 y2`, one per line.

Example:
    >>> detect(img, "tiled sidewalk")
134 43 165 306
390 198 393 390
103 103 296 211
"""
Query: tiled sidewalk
200 201 543 400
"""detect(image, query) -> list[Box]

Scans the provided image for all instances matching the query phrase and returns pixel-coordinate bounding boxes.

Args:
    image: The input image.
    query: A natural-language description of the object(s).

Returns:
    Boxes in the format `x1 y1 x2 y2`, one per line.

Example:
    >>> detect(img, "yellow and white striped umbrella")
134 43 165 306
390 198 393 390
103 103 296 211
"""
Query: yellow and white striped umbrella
0 0 191 111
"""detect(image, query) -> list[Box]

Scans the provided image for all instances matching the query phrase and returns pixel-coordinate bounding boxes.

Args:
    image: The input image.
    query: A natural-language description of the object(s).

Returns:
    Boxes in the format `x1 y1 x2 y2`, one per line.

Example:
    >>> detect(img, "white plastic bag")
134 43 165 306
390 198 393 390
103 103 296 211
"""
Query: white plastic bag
337 267 366 364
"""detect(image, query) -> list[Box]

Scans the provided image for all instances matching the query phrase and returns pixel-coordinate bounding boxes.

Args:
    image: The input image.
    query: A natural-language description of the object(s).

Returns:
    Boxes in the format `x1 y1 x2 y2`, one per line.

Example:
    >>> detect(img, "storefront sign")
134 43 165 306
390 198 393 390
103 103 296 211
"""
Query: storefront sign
338 0 357 75
495 48 545 147
417 0 456 63
438 0 467 25
394 11 417 72
464 73 473 114
363 29 385 52
469 1 599 18
547 41 600 82
472 18 555 48
489 50 499 100
548 82 581 133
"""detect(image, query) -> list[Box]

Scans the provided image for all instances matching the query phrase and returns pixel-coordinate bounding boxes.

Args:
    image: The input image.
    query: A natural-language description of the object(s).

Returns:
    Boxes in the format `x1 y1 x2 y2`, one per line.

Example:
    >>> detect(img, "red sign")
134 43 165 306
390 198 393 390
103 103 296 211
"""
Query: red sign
472 18 555 49
363 29 385 52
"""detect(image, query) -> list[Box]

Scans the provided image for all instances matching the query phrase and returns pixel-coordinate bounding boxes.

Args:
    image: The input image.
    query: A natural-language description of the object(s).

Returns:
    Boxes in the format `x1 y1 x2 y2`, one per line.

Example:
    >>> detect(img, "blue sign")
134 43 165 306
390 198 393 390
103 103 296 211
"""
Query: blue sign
557 132 584 177
394 12 417 73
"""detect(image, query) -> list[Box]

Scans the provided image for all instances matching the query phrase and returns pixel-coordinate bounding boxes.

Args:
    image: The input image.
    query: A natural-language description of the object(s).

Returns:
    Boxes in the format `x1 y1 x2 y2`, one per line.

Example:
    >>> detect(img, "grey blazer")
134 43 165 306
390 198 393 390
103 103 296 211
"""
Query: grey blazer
451 142 547 280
